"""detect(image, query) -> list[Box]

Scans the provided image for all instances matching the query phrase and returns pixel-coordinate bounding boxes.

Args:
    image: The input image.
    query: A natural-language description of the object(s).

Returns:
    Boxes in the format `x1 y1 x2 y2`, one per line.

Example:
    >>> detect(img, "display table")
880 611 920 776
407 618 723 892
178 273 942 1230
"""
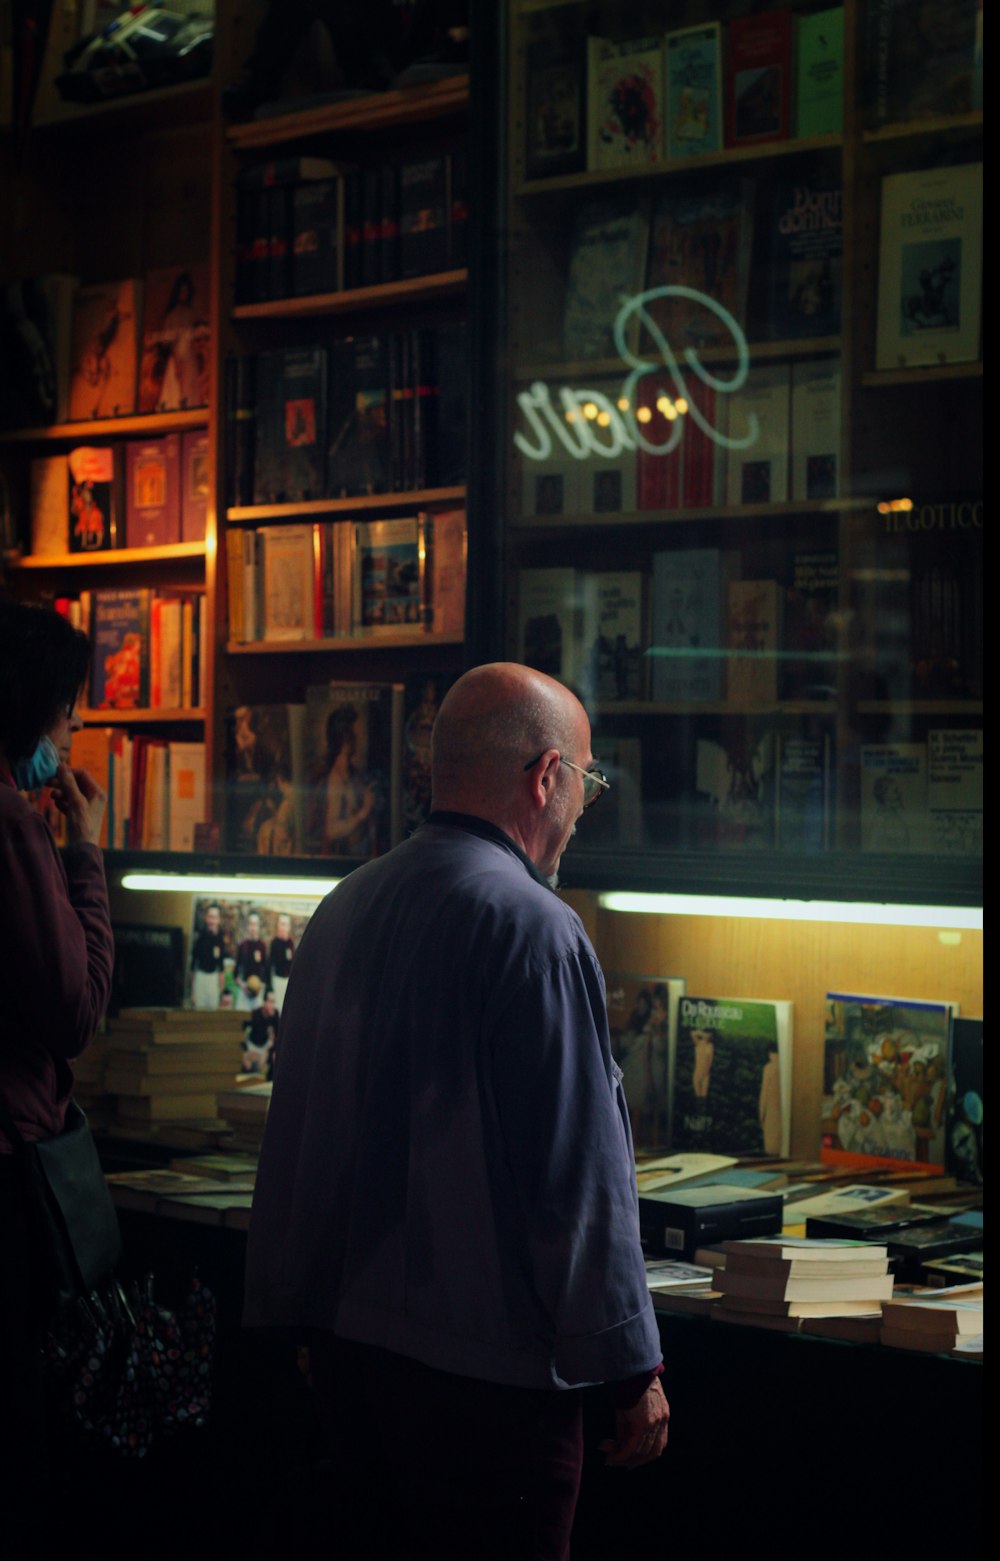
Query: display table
74 1197 982 1559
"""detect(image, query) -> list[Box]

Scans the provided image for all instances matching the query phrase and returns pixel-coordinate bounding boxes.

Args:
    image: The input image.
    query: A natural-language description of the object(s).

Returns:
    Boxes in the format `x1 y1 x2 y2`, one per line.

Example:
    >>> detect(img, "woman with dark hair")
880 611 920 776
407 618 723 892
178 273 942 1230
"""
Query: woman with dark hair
317 703 376 855
0 598 114 1536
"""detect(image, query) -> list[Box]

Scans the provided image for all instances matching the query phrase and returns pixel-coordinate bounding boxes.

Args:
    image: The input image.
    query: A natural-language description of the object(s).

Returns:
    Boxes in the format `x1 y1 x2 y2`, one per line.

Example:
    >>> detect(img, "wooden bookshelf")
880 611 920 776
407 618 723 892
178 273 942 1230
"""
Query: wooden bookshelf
226 74 470 149
227 632 464 655
227 487 466 523
6 543 207 570
0 410 209 445
231 272 467 322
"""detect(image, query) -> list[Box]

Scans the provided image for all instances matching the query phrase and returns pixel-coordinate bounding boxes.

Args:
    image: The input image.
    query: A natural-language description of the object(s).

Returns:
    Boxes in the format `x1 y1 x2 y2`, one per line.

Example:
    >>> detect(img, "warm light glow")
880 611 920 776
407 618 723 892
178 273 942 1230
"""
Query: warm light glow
675 397 689 414
121 873 337 899
636 405 652 423
617 397 630 411
583 402 598 419
597 892 982 930
597 410 612 426
876 497 914 514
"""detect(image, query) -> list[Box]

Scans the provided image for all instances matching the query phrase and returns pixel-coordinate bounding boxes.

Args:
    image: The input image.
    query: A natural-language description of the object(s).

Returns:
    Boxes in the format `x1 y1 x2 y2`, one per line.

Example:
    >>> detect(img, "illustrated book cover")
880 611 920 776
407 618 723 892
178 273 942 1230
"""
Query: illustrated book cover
225 703 308 857
820 992 958 1173
587 35 664 172
124 434 181 548
67 278 140 421
563 195 650 362
302 681 404 859
89 588 152 710
726 7 793 146
68 445 119 552
664 23 722 158
644 179 755 352
523 24 587 181
945 1016 982 1186
795 6 844 136
670 994 793 1158
137 263 211 414
767 178 842 340
876 162 983 370
605 974 685 1153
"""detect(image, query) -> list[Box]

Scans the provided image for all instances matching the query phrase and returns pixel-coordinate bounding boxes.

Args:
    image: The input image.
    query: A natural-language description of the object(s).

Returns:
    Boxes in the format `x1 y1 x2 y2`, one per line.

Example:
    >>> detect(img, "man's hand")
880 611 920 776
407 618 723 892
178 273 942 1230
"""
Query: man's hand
51 765 107 847
598 1377 670 1470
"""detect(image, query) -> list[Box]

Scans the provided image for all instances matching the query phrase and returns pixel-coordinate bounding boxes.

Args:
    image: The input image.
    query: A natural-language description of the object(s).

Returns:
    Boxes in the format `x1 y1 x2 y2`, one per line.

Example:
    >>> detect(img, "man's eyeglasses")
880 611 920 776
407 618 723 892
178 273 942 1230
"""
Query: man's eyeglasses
523 753 611 810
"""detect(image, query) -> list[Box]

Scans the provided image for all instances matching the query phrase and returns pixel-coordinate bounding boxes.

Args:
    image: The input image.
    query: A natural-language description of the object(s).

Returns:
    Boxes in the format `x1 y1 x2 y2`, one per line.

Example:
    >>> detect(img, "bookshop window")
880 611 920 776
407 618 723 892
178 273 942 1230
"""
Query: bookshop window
497 0 982 901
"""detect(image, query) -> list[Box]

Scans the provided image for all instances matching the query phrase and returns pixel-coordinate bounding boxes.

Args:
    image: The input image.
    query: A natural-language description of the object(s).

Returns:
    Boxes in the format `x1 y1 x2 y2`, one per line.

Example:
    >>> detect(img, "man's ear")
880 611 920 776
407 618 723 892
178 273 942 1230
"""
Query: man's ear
526 748 560 809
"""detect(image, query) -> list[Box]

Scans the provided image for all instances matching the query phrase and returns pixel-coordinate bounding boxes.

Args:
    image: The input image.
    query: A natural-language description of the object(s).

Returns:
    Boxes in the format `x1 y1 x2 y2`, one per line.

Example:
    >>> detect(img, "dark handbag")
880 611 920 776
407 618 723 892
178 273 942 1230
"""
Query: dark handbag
0 1093 122 1314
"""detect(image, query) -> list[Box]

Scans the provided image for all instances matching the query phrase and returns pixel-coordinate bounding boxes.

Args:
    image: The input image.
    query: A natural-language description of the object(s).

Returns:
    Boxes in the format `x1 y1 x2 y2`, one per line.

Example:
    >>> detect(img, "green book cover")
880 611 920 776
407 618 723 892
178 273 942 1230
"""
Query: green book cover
670 995 793 1159
796 7 844 136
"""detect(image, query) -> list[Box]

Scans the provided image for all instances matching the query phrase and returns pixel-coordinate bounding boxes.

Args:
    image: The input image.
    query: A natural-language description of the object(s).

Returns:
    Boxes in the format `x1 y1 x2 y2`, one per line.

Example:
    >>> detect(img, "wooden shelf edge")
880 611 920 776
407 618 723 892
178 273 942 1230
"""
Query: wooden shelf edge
860 362 983 388
31 79 214 136
0 409 209 444
862 111 983 145
227 488 466 521
78 709 205 725
856 701 983 716
515 339 842 381
226 75 470 149
515 132 843 196
6 543 207 570
226 633 464 654
232 271 467 320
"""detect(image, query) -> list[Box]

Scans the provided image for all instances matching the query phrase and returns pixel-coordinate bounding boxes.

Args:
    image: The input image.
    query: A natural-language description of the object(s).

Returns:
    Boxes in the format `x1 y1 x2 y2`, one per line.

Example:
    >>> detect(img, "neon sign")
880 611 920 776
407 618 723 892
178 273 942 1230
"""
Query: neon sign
514 287 759 462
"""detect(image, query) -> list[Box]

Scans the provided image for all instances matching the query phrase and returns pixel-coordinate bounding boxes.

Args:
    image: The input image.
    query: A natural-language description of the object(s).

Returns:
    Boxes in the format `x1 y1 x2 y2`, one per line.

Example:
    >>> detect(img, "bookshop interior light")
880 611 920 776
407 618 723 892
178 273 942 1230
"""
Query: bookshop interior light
121 873 339 899
597 893 982 931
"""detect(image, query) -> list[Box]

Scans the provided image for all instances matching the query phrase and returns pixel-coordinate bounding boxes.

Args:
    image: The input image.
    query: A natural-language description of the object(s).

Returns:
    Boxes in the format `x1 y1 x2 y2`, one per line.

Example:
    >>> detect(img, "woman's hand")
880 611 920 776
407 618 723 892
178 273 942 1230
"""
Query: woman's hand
50 764 107 847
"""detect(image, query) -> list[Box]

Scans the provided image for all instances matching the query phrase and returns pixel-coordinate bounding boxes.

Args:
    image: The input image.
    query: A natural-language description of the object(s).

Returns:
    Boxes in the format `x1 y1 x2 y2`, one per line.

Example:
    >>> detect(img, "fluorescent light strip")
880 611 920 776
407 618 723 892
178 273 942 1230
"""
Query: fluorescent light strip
597 892 982 931
121 873 338 899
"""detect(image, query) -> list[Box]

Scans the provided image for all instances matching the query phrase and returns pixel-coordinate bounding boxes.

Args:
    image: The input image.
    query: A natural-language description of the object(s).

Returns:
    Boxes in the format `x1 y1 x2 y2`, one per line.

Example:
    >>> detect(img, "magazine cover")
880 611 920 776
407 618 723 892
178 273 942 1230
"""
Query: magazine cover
605 974 685 1152
67 278 140 421
187 895 322 1013
671 994 793 1157
302 681 403 858
820 992 958 1173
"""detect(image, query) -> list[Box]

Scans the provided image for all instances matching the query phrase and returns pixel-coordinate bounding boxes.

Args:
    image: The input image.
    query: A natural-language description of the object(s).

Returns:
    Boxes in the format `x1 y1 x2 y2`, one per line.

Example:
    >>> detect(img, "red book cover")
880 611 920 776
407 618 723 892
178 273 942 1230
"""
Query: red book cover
635 373 683 512
682 381 717 508
726 9 792 147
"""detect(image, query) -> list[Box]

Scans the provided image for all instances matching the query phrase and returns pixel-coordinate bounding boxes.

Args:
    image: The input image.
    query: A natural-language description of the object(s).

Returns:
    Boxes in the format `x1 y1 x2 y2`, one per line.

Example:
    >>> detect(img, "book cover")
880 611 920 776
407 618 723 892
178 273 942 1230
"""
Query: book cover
563 196 650 362
859 742 929 853
725 579 781 707
524 25 587 180
587 35 664 171
67 278 140 421
945 1017 982 1186
725 363 790 505
167 740 206 853
428 508 466 636
644 179 755 353
0 272 78 428
108 923 185 1012
29 455 69 555
605 974 685 1152
302 681 403 858
694 729 776 851
516 567 581 688
401 670 456 836
767 179 842 340
329 334 391 497
776 733 832 853
278 346 327 503
261 524 316 642
224 704 308 857
68 444 119 552
664 22 723 158
68 724 115 847
224 354 256 509
876 162 983 370
137 263 210 414
820 992 957 1173
581 570 645 701
795 7 845 136
790 360 840 500
782 547 838 699
180 429 210 543
520 447 582 520
650 548 731 702
862 0 980 128
291 175 343 297
927 727 982 856
399 156 449 278
671 995 793 1158
89 588 151 710
726 8 793 146
578 736 644 851
638 1184 784 1258
353 516 427 635
124 434 181 548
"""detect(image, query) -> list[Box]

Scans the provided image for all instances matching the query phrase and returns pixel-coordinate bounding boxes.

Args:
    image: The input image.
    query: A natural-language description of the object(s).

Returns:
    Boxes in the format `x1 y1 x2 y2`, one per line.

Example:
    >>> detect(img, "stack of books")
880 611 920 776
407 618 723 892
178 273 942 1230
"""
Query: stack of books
216 1082 272 1153
644 1258 720 1317
713 1236 894 1332
102 1008 244 1135
880 1284 983 1356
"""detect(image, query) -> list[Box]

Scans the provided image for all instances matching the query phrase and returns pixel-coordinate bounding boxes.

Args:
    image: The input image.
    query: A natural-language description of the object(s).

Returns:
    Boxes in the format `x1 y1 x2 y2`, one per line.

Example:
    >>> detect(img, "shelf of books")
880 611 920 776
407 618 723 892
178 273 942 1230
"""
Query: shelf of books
213 14 471 865
495 0 982 900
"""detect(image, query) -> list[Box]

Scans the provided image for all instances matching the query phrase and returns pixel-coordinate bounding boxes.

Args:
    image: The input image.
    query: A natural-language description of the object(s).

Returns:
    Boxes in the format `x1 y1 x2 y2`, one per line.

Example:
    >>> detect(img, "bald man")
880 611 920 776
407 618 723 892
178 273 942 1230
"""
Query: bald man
244 664 668 1560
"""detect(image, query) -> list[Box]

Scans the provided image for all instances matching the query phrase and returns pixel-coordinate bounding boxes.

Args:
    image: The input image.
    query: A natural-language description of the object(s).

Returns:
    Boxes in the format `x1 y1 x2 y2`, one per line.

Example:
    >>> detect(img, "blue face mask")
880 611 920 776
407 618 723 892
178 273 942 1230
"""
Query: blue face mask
13 735 61 792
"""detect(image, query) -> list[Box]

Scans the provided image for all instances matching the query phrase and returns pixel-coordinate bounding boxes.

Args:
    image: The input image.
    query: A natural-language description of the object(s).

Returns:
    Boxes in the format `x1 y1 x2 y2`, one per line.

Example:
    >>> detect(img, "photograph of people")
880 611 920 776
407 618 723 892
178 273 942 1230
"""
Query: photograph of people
268 911 295 1013
235 910 267 1011
189 901 226 1010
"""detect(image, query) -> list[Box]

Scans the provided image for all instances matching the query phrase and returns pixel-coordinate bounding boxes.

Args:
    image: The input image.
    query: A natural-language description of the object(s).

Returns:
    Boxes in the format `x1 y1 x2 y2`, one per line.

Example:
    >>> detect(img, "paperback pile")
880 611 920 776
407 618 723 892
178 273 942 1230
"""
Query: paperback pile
714 1236 894 1329
880 1283 983 1356
216 1082 272 1153
644 1258 720 1317
102 1008 244 1135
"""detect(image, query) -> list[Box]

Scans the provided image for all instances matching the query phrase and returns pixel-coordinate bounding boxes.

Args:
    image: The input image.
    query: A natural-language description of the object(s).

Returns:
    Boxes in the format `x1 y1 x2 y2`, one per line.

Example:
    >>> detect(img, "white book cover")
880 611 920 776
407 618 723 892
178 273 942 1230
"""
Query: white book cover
927 727 983 856
876 162 983 370
581 570 645 701
790 360 841 501
587 35 665 171
725 363 790 505
262 524 315 642
859 743 930 853
168 741 206 853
